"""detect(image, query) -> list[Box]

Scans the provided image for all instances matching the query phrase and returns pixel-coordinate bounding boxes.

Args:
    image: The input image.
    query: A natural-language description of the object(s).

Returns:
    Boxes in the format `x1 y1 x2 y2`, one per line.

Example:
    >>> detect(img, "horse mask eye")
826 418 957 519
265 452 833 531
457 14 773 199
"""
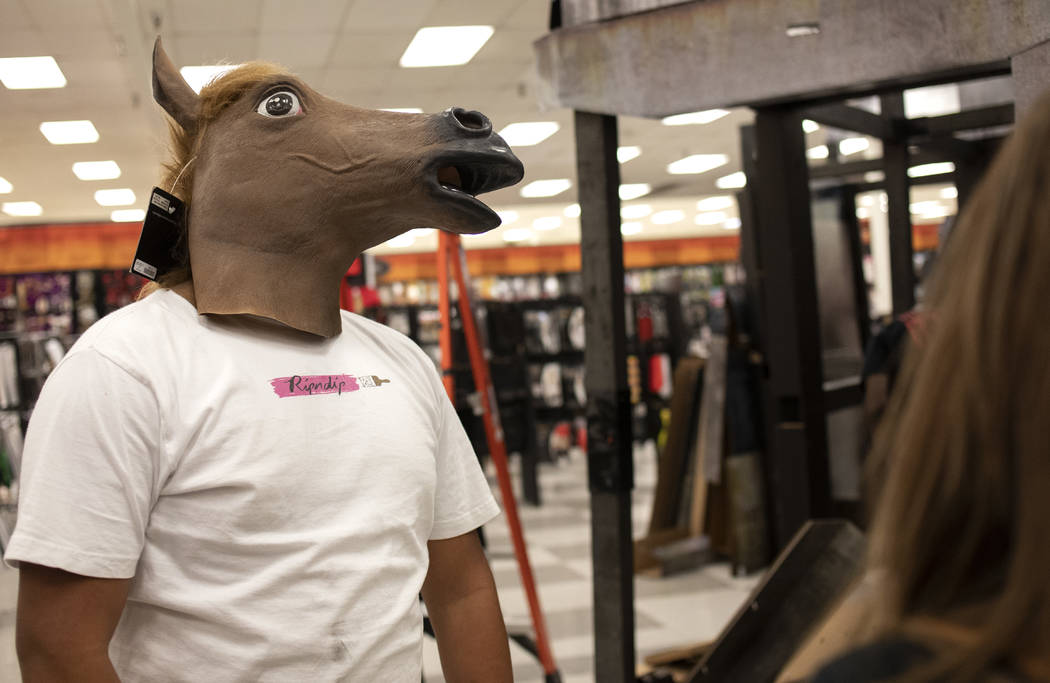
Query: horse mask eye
258 90 301 117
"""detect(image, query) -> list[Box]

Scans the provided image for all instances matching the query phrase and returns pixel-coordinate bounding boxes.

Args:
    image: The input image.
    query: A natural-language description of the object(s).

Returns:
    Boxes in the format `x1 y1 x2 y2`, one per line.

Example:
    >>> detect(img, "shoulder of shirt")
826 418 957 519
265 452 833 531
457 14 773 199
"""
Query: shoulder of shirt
338 309 426 357
59 290 193 383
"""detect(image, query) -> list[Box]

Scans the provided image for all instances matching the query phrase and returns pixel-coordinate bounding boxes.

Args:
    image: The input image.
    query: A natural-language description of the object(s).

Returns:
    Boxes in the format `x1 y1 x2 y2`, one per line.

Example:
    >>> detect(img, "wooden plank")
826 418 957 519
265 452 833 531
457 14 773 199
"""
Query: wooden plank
647 357 705 534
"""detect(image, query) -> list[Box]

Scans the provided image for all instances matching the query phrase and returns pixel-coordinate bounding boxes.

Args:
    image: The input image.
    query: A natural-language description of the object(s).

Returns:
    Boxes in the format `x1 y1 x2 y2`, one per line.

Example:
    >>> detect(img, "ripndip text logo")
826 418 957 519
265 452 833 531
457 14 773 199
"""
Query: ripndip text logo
270 374 391 398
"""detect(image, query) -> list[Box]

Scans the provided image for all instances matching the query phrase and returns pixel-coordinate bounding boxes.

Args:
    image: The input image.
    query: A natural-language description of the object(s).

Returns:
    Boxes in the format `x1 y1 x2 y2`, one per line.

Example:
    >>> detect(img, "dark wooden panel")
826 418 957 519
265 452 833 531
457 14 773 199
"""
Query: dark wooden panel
688 520 866 683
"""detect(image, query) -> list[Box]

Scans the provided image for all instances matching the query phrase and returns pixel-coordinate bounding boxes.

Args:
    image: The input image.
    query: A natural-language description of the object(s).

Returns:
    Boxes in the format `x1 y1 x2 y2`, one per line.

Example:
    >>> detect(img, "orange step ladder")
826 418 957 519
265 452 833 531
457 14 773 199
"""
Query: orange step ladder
435 230 561 683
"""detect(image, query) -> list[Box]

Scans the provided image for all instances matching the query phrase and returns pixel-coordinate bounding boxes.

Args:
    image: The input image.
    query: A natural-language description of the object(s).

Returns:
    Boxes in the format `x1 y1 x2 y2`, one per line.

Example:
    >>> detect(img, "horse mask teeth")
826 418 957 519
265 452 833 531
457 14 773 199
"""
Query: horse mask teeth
149 37 524 338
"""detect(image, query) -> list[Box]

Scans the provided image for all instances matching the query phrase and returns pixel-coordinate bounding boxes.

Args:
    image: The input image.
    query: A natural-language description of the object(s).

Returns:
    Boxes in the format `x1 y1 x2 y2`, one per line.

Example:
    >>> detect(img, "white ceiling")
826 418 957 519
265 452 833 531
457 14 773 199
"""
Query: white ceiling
0 0 970 254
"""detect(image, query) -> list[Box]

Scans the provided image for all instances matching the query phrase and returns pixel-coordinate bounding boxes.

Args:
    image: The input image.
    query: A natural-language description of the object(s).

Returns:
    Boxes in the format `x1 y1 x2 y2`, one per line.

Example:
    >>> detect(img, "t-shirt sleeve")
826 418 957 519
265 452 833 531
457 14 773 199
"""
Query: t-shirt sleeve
4 349 163 578
428 374 500 541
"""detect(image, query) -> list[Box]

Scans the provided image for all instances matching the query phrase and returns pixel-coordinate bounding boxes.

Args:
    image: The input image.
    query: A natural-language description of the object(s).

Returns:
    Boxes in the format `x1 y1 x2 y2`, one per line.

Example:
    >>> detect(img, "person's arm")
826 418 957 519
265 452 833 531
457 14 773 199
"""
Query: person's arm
421 531 512 683
17 562 130 682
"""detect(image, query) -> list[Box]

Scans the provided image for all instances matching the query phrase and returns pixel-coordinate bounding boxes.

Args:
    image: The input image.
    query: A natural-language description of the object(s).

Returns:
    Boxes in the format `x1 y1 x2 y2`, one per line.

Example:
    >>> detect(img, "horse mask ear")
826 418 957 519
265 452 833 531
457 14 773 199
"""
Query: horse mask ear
152 37 199 132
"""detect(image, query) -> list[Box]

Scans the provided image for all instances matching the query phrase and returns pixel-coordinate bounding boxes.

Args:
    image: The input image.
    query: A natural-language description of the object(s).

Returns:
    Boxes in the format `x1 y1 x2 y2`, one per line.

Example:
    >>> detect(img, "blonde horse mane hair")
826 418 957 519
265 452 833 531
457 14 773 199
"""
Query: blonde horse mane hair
142 61 289 296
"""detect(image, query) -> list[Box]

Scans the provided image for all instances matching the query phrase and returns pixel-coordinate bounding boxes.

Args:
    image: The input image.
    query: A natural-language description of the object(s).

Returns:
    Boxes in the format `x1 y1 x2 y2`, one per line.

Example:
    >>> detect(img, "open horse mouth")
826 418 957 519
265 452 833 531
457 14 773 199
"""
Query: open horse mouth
429 150 525 230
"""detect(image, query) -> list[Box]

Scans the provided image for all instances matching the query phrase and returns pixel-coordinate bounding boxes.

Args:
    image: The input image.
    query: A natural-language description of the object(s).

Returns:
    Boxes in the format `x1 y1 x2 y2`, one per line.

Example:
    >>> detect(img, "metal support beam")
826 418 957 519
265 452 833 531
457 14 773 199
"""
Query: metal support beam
953 138 999 212
752 105 831 549
801 103 893 139
574 110 635 683
837 186 872 353
881 93 916 315
808 148 947 180
904 103 1014 136
536 0 1037 117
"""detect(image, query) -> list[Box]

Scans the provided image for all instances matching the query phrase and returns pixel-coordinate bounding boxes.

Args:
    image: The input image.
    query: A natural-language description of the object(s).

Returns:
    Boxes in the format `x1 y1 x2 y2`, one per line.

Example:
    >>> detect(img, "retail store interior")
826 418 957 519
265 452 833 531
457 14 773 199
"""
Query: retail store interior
2 1 1049 682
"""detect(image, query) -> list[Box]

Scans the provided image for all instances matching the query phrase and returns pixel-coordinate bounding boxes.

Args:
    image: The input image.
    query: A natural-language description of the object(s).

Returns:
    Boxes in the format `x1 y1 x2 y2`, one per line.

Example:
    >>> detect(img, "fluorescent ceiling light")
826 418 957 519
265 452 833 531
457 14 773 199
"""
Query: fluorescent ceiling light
620 222 643 235
399 26 494 67
111 209 145 222
617 146 641 163
903 84 960 118
496 210 519 225
807 145 829 160
860 195 875 207
533 216 562 231
908 161 955 178
0 177 11 194
651 209 685 225
40 120 99 145
386 234 415 248
802 119 820 134
619 183 651 200
838 137 870 156
407 228 435 237
563 204 580 218
667 154 729 175
723 217 742 230
381 108 424 114
918 206 951 219
696 196 734 211
716 171 747 189
865 171 885 183
621 204 652 219
695 211 728 226
786 23 821 37
0 56 66 89
856 207 871 219
180 65 239 94
520 178 571 198
2 201 42 217
910 201 943 214
940 186 958 199
72 160 121 181
661 109 730 126
94 188 136 206
502 227 532 242
497 121 559 146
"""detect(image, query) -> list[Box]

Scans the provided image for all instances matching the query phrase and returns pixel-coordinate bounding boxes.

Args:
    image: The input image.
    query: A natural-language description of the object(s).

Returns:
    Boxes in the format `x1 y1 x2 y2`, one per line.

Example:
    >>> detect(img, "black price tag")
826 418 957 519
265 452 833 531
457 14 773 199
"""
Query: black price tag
131 187 184 281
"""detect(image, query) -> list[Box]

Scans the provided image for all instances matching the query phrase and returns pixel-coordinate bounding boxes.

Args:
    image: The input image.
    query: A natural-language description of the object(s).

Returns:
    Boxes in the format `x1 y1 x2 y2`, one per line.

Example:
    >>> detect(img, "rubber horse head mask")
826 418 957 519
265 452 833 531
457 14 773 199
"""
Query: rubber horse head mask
151 38 524 337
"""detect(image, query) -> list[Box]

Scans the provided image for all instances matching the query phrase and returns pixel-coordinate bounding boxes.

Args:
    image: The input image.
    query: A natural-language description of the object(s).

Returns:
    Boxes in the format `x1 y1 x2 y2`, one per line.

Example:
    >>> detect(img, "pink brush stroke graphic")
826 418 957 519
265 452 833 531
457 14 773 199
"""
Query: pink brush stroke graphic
270 374 389 398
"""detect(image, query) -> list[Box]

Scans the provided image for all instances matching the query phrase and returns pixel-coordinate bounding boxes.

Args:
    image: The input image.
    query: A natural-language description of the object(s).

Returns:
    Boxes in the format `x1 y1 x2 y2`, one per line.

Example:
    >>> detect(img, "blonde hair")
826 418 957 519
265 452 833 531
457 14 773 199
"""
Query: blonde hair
865 91 1050 680
141 61 289 297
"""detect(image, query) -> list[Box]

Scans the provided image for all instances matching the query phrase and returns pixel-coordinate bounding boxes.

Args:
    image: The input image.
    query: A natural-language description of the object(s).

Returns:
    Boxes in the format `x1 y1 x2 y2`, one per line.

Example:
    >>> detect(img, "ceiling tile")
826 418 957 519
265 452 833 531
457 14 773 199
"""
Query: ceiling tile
0 28 47 58
260 0 349 32
3 0 36 31
327 31 407 68
42 30 123 60
342 0 438 31
422 0 518 27
22 0 109 30
321 67 399 97
473 29 545 63
174 31 259 64
256 31 337 69
380 66 458 94
166 0 262 32
502 1 553 31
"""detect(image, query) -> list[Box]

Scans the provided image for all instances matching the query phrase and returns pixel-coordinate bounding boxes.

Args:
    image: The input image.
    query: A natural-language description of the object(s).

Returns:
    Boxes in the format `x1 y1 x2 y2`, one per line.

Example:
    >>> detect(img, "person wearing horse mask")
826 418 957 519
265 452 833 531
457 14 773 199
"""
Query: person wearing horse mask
7 38 525 683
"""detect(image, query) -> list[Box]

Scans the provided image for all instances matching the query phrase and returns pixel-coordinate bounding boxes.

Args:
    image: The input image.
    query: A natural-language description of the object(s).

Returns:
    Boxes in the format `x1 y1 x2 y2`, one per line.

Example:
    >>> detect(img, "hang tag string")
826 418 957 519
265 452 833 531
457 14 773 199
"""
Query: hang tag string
170 156 198 194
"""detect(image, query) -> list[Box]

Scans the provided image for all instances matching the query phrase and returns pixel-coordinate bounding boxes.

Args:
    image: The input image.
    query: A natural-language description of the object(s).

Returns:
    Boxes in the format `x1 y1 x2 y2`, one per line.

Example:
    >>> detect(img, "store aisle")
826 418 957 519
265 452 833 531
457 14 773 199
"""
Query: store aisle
423 444 760 683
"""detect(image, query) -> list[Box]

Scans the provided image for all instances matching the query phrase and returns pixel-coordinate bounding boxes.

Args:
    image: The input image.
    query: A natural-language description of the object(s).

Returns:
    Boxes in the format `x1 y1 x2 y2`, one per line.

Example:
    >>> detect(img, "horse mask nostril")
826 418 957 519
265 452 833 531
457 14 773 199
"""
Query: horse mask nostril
449 107 491 134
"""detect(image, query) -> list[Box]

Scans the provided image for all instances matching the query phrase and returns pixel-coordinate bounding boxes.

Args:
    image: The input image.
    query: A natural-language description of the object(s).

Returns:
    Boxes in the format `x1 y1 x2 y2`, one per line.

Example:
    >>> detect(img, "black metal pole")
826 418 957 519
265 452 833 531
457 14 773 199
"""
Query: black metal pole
574 110 635 683
752 105 831 550
880 92 916 315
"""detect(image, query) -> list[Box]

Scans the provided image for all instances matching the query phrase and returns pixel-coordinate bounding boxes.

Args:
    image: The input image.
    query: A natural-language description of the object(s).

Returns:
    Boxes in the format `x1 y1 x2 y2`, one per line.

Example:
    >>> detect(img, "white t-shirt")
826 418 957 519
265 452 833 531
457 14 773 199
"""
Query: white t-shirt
5 289 499 682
